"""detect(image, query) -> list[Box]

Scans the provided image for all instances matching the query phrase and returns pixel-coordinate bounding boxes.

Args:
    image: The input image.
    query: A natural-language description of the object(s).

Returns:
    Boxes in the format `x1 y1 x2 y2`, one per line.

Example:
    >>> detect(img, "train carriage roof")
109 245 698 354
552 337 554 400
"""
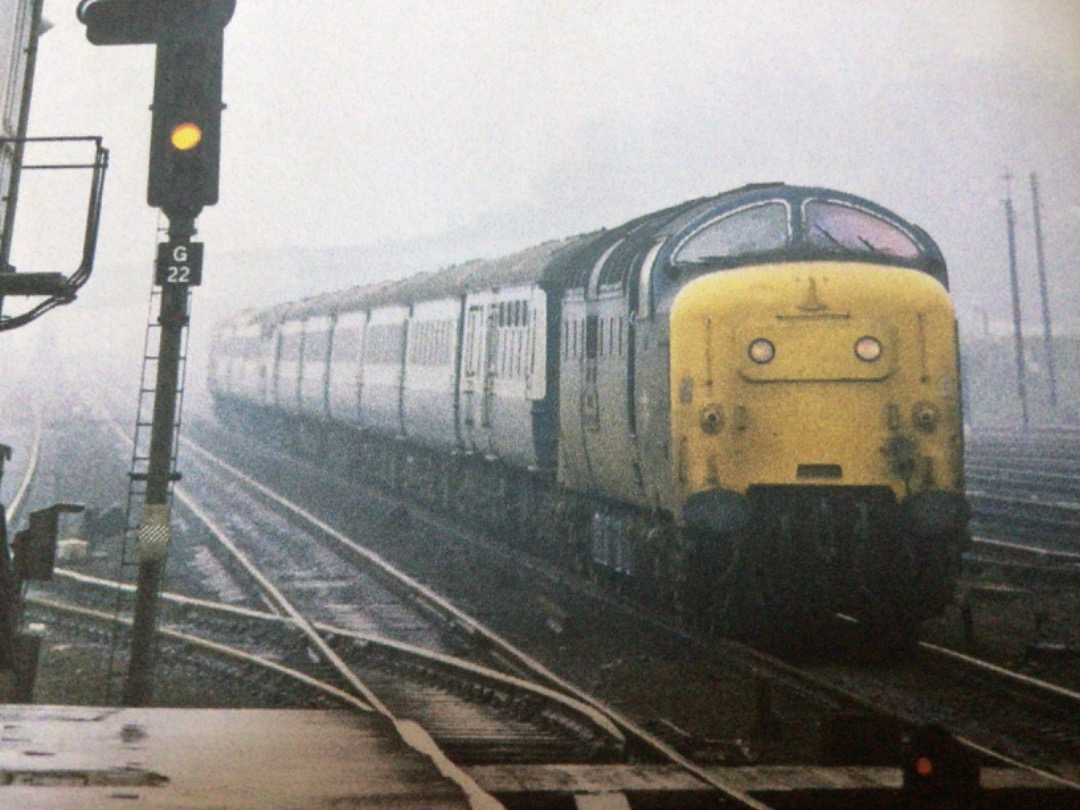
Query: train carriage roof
237 184 944 327
260 233 599 324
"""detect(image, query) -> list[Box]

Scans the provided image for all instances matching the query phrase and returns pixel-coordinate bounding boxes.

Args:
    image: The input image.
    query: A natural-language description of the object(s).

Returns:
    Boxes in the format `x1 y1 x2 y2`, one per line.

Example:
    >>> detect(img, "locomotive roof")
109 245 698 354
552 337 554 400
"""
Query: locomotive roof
240 184 943 325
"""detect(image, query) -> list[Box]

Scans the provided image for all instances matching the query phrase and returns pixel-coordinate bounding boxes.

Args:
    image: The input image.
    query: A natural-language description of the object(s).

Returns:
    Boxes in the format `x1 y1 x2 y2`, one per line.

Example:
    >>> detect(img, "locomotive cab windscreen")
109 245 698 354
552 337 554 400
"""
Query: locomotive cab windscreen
666 190 947 286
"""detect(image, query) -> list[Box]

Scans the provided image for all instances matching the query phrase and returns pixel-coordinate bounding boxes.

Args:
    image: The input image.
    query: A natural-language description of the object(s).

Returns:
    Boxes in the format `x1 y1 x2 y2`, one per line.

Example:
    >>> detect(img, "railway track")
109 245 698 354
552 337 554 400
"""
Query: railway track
800 634 1080 783
72 405 778 808
963 428 1080 579
32 571 628 766
19 395 1079 805
965 536 1080 584
177 412 1080 784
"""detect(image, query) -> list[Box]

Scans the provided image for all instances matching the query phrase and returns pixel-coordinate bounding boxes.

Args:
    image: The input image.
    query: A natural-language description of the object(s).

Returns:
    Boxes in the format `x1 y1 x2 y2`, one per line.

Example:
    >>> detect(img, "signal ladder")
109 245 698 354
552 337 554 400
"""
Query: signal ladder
107 245 192 701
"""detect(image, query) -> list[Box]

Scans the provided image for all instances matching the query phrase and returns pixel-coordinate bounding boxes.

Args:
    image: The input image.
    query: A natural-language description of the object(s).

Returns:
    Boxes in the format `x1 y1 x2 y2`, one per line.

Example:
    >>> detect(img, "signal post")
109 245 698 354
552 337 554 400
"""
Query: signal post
78 0 234 706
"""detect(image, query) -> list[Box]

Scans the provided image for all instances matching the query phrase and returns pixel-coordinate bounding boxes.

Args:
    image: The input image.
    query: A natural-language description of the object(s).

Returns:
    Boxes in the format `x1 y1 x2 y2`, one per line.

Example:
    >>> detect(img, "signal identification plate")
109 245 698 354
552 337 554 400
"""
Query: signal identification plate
155 241 203 286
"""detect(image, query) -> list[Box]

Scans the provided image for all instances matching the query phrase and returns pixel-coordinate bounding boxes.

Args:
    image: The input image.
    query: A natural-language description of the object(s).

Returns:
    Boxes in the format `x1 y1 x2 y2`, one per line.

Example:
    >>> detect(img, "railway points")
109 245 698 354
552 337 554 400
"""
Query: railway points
5 392 1076 807
3 2 1079 807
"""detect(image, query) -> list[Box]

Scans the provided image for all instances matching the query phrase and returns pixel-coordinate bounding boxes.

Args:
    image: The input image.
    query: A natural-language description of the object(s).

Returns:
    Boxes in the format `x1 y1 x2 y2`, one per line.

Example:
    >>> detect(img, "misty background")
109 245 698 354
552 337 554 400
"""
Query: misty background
3 1 1079 421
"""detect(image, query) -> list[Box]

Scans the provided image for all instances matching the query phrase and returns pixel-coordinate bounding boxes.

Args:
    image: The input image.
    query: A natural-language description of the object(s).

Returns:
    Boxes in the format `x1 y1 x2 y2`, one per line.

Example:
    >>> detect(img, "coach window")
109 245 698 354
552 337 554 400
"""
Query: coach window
673 202 790 266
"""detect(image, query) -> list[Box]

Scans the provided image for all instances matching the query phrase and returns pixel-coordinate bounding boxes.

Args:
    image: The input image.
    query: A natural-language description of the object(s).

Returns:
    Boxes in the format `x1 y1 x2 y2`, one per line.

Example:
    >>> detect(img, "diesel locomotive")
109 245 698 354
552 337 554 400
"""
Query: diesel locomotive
210 184 969 645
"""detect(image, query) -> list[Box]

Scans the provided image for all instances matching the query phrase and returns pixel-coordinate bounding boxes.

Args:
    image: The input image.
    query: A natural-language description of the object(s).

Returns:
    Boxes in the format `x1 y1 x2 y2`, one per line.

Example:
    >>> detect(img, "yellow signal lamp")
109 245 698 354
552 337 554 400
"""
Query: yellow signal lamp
170 122 203 151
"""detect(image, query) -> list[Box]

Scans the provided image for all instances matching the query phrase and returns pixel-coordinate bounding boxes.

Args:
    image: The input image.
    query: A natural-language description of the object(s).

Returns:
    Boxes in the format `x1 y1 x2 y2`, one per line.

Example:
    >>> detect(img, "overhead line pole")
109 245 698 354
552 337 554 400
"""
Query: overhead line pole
1029 173 1058 413
1003 171 1029 431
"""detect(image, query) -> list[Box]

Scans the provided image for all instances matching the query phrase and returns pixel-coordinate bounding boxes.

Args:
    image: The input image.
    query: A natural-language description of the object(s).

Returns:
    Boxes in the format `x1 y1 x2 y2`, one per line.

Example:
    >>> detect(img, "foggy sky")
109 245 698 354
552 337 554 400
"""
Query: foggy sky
6 0 1080 384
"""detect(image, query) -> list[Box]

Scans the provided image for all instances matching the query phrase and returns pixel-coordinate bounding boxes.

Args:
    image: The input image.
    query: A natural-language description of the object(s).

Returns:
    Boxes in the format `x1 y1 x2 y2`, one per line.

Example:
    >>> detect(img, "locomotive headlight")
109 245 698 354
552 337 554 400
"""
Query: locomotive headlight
748 338 775 364
854 335 883 362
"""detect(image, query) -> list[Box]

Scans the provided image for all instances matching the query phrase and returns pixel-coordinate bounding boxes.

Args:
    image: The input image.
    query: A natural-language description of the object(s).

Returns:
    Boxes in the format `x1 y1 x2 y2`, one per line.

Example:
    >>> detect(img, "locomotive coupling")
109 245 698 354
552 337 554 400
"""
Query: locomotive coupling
901 490 970 539
681 488 751 535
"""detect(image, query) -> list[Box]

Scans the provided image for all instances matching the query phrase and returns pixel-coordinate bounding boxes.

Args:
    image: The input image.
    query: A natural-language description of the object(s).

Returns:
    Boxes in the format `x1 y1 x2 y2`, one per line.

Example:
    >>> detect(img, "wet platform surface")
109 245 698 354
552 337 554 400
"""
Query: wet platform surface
0 705 481 808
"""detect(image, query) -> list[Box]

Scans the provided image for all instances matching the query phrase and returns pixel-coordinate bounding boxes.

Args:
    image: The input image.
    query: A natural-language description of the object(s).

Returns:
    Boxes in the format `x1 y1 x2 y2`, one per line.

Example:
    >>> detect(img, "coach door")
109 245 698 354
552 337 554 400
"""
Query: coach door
461 303 483 437
482 305 498 428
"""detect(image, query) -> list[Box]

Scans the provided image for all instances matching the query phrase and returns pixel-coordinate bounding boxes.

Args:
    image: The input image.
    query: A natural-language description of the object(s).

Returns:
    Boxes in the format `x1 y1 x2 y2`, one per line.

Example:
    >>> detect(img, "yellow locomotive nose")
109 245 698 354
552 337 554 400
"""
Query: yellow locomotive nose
669 263 963 514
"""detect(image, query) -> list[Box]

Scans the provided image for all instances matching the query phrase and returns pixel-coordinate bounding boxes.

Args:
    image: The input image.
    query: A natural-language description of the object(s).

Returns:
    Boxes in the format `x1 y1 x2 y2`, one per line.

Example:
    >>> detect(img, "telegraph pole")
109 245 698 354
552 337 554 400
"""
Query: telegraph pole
1003 171 1029 430
1029 173 1058 413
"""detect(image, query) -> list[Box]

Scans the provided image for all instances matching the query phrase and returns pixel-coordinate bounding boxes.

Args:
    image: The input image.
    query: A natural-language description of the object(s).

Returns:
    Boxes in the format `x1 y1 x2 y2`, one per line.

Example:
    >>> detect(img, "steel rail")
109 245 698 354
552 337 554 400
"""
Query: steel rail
27 593 370 711
969 491 1080 512
918 639 1080 708
100 404 620 721
970 536 1080 566
187 416 1080 795
51 566 629 745
909 643 1080 792
7 402 42 527
25 594 515 810
59 404 508 810
100 415 383 711
964 535 1080 584
179 435 775 810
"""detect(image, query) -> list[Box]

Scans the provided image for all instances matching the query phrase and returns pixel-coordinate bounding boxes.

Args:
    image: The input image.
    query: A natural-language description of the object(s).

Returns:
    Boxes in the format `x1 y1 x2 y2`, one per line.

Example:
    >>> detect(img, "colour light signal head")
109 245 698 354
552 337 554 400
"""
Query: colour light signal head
170 122 202 151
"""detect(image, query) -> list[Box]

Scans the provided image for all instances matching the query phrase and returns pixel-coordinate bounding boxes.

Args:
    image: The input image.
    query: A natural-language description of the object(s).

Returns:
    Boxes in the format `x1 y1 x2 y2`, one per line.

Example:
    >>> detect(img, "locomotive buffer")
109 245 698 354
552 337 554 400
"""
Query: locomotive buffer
78 0 233 706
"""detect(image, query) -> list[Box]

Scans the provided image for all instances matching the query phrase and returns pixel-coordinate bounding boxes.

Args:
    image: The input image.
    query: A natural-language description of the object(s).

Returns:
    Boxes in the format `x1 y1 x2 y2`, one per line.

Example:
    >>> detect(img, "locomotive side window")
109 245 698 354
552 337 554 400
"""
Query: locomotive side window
804 200 920 259
673 202 789 265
